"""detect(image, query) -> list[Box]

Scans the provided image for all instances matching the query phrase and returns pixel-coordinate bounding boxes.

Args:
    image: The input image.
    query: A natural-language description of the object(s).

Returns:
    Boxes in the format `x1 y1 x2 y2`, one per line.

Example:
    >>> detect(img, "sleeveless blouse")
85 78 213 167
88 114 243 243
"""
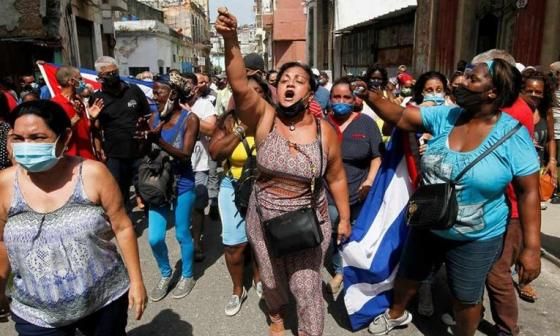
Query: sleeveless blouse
3 163 129 327
152 110 195 194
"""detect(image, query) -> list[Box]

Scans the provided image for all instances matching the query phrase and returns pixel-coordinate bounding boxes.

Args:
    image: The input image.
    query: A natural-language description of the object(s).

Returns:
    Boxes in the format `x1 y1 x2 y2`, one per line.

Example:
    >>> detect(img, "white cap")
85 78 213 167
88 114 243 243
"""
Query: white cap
515 62 525 72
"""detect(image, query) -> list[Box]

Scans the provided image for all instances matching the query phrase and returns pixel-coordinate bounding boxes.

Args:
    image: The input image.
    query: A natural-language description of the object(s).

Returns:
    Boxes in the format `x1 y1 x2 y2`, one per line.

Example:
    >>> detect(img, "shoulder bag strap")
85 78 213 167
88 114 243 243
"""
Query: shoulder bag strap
452 122 522 183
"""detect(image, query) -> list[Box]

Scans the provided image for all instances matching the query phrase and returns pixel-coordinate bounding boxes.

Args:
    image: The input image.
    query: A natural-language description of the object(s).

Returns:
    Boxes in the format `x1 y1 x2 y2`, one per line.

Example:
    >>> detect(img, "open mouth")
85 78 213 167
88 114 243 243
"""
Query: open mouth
284 89 295 102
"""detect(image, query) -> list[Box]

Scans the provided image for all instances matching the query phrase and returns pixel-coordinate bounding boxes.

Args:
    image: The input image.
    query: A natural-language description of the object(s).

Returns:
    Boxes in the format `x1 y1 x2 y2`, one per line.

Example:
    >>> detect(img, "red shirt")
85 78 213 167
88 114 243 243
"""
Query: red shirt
51 94 96 160
2 91 17 111
309 99 323 118
501 97 534 219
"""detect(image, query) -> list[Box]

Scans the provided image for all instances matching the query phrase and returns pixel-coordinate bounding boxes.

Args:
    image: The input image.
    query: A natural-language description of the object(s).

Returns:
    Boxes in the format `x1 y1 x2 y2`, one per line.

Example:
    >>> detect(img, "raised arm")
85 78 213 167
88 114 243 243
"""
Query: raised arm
355 81 424 132
215 8 270 133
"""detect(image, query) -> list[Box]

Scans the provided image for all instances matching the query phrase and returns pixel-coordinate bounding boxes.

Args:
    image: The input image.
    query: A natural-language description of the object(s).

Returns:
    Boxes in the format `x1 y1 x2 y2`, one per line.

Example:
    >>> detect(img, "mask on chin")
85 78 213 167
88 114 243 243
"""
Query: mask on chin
160 95 175 119
276 97 308 119
423 93 446 106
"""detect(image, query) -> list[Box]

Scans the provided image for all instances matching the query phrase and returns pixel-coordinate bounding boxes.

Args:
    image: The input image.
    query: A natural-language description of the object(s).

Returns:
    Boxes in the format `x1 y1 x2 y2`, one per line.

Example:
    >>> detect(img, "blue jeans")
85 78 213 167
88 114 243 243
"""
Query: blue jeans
329 202 363 275
12 293 128 336
398 229 504 304
218 176 248 245
148 190 196 278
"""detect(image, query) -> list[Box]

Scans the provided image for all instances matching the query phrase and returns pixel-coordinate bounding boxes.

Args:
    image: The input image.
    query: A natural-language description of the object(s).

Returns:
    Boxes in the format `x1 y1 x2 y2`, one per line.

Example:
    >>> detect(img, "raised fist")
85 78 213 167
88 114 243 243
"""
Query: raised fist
215 7 238 39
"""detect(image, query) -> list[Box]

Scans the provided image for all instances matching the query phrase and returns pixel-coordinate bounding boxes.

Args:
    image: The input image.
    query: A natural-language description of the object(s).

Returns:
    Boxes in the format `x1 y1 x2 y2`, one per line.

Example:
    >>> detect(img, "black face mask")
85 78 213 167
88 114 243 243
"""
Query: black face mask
276 98 308 119
453 86 486 110
368 79 383 90
101 73 120 90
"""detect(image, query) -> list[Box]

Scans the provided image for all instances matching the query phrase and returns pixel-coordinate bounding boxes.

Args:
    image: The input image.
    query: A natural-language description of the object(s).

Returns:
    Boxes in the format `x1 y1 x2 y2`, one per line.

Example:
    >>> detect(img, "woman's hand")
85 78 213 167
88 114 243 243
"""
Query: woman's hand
128 280 147 320
358 182 372 202
517 247 541 285
88 98 104 119
215 8 238 39
543 160 558 185
337 218 352 245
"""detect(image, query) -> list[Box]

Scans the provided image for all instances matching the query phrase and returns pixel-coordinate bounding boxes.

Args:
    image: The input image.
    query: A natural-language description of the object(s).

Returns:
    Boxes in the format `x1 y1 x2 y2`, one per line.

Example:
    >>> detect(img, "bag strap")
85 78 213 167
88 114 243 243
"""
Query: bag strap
254 117 323 220
240 137 254 157
170 111 188 148
452 122 522 183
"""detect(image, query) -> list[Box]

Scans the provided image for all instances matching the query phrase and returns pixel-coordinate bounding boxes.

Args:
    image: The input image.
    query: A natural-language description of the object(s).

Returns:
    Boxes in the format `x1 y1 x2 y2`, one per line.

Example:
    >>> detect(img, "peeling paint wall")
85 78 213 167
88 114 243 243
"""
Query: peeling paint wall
0 0 22 32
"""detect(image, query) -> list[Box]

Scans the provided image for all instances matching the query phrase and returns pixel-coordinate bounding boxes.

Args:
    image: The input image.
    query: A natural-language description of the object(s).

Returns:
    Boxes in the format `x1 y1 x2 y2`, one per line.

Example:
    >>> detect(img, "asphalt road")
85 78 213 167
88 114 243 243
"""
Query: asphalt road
1 207 559 336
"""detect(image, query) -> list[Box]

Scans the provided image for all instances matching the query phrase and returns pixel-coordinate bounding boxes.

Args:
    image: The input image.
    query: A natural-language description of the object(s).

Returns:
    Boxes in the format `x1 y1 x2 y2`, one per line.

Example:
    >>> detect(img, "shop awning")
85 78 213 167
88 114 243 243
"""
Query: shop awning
335 0 417 32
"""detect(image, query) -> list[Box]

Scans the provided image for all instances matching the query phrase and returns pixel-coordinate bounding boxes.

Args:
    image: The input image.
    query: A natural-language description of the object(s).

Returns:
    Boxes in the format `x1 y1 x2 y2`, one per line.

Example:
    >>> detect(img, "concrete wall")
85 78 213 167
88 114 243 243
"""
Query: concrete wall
273 40 306 68
115 32 188 76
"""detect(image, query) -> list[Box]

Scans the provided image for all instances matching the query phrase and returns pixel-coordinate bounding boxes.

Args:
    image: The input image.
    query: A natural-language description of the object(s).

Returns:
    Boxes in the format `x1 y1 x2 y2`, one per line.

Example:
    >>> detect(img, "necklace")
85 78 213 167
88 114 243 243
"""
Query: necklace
289 123 296 131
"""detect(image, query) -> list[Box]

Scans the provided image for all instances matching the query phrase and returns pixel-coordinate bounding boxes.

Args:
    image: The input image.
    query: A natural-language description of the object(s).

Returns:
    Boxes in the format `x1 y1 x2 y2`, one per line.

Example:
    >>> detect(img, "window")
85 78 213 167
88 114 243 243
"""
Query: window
129 66 150 77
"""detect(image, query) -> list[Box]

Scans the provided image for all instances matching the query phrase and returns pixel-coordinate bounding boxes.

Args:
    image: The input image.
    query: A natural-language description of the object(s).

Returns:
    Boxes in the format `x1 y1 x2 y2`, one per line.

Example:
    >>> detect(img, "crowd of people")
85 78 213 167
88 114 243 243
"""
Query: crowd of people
0 7 557 336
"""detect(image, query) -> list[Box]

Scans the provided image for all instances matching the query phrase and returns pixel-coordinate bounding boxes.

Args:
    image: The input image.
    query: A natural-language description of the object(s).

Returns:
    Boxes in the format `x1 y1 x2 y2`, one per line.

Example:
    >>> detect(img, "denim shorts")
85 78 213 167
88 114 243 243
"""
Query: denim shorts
194 170 209 210
398 229 504 304
218 176 248 245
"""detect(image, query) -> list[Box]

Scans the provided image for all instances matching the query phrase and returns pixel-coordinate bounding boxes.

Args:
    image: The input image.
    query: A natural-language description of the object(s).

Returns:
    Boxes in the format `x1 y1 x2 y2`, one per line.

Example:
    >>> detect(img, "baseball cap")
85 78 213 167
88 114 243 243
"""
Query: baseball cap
244 53 265 72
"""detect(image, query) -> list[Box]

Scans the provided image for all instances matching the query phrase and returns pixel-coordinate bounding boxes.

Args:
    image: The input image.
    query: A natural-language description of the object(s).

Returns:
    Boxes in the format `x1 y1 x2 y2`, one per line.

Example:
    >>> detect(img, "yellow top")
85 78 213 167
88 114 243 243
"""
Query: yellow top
228 136 255 180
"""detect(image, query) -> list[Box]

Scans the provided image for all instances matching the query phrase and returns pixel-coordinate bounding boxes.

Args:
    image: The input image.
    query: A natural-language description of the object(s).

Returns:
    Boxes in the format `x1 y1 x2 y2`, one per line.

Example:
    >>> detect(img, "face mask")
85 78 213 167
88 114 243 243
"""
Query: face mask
331 103 353 117
276 97 308 119
400 87 413 97
368 79 383 90
319 78 327 85
13 138 62 173
30 82 39 90
160 95 175 119
75 80 87 94
423 93 446 106
100 72 120 90
453 86 486 110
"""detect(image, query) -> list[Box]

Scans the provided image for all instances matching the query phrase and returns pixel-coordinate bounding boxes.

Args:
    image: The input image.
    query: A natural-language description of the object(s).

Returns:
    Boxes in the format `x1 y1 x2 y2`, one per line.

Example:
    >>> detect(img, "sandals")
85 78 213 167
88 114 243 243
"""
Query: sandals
516 283 538 303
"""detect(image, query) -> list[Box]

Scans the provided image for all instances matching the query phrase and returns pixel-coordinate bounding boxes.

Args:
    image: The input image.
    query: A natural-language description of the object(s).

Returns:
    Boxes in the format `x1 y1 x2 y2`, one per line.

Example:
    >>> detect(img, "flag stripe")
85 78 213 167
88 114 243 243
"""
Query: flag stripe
342 130 415 331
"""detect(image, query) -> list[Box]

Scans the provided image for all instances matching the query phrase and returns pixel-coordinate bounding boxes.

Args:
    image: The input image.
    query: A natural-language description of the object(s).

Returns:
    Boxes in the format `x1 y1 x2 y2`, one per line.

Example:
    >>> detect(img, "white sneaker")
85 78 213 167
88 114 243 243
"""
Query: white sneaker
368 309 413 335
224 288 247 316
417 282 434 317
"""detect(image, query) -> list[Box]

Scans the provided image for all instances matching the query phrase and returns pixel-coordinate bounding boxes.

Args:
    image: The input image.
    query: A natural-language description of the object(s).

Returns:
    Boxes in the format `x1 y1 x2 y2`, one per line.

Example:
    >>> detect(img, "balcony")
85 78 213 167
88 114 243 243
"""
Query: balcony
105 0 127 12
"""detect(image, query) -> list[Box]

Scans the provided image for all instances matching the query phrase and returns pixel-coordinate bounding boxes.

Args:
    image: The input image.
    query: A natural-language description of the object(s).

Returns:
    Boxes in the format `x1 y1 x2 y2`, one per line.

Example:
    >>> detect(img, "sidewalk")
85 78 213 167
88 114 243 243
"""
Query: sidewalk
541 202 560 265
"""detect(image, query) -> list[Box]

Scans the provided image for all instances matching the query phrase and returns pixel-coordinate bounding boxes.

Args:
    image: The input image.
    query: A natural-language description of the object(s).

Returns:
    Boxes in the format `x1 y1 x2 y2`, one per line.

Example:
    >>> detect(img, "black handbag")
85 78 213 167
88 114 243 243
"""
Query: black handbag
255 119 324 258
407 122 522 230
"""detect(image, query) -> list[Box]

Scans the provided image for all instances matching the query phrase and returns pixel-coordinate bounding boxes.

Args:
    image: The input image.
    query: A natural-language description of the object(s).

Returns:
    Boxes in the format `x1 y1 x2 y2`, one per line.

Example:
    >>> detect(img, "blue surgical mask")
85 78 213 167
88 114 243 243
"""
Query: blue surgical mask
76 80 87 94
423 93 446 105
331 103 353 117
12 137 62 173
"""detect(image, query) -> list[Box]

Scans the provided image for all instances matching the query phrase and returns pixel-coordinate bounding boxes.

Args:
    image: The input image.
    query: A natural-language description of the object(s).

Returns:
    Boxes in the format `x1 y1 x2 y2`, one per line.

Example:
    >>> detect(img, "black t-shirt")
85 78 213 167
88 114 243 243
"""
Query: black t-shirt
329 114 383 205
93 83 150 159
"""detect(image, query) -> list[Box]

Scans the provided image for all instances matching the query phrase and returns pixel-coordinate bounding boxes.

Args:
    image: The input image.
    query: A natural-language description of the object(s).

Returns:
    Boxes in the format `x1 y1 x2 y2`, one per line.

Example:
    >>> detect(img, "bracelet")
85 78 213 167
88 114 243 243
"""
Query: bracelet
233 126 245 140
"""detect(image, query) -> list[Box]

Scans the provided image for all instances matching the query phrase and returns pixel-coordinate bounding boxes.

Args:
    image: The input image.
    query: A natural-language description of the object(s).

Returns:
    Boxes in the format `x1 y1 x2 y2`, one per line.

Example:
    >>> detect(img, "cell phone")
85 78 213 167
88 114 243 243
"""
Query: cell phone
353 86 365 96
418 137 426 146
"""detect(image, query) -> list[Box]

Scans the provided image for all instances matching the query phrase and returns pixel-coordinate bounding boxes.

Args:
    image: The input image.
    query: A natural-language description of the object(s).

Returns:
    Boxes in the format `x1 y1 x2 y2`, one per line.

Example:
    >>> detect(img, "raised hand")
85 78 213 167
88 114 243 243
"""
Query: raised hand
88 98 104 119
215 7 238 39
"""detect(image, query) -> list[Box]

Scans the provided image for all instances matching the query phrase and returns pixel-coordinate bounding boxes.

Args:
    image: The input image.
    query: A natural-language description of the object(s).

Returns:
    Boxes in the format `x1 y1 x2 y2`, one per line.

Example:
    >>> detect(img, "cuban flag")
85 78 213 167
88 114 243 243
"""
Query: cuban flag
37 62 153 98
341 130 419 331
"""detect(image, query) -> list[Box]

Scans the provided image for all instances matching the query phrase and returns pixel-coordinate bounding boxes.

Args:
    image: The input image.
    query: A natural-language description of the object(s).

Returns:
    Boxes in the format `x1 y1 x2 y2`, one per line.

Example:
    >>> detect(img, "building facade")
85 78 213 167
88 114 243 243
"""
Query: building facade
0 0 125 78
259 0 308 70
114 20 193 76
309 0 560 79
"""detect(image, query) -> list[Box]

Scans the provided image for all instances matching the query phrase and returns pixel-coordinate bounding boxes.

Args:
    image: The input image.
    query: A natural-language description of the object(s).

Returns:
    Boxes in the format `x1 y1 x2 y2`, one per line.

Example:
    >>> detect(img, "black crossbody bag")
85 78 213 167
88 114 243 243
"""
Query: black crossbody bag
407 122 522 230
255 119 324 257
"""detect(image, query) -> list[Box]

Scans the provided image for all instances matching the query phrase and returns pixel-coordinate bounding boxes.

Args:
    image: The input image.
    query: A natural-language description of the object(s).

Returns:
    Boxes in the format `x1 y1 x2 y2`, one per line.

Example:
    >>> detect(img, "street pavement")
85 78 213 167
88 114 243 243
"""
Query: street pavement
1 204 559 336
